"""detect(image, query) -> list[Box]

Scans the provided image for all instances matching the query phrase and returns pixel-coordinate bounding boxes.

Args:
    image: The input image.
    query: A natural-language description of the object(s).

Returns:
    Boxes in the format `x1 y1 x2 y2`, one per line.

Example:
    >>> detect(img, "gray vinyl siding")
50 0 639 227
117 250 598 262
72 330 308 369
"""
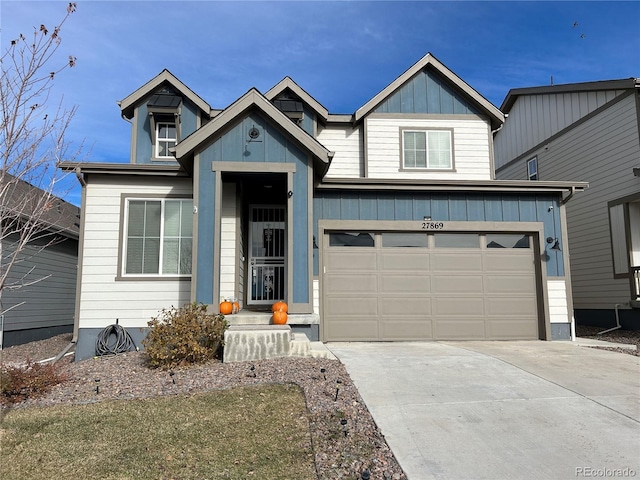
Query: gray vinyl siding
497 93 640 309
494 89 628 169
1 233 78 332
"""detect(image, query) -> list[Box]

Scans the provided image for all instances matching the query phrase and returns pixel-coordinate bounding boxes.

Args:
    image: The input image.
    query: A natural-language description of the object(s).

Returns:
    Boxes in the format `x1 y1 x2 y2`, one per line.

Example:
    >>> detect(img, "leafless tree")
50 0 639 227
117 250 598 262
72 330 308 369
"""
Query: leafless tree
0 3 82 339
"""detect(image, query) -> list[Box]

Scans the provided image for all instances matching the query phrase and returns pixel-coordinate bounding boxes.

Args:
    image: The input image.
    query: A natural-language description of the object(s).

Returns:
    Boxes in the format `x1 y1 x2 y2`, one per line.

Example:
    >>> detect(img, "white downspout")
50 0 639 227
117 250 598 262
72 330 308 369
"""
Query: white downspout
597 303 624 335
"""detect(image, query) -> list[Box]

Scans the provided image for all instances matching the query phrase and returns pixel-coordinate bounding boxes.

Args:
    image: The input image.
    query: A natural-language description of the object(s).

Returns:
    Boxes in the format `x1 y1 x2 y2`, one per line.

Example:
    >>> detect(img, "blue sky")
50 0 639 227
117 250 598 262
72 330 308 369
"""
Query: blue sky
2 1 639 205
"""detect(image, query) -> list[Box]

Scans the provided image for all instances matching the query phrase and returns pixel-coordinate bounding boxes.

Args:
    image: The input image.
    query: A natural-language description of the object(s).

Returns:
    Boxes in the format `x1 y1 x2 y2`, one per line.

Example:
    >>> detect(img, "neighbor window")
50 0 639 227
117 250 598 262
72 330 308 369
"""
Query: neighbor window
155 122 177 158
527 157 538 180
402 130 452 169
124 198 192 275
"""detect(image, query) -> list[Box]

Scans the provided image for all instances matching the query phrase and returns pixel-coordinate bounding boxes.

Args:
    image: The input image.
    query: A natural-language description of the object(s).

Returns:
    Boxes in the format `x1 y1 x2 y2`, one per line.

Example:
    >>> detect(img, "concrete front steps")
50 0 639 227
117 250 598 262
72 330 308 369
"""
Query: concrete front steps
222 311 336 363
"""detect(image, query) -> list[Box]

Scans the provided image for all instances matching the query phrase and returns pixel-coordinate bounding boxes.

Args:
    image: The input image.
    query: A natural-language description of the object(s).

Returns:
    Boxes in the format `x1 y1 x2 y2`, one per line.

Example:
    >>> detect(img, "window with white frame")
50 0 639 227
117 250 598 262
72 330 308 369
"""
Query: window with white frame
402 130 452 169
124 198 192 276
527 157 538 180
155 122 177 159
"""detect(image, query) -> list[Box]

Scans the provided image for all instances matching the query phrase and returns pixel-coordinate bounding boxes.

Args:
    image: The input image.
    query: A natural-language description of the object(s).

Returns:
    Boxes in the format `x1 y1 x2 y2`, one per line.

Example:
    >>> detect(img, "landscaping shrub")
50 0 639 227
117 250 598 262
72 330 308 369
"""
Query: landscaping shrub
0 361 68 406
142 303 228 369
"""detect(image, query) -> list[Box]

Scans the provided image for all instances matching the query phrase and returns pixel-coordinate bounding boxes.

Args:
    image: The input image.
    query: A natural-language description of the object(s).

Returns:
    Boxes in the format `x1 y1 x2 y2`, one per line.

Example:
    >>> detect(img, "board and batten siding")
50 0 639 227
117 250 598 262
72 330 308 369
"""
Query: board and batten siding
316 125 363 178
497 93 640 309
78 176 193 330
365 116 492 180
1 234 77 333
494 89 628 169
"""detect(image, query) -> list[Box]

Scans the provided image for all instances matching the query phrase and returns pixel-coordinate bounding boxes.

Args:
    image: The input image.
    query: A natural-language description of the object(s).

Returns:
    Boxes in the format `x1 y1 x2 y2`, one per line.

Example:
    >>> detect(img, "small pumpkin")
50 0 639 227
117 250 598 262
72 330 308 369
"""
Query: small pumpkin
233 301 240 313
220 301 233 315
272 310 288 325
271 301 288 313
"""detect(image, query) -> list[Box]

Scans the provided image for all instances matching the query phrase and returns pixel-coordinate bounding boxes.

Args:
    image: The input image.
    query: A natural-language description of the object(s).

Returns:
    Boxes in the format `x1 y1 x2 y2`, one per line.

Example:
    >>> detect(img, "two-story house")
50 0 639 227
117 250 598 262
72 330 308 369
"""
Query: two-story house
494 79 640 330
62 53 586 360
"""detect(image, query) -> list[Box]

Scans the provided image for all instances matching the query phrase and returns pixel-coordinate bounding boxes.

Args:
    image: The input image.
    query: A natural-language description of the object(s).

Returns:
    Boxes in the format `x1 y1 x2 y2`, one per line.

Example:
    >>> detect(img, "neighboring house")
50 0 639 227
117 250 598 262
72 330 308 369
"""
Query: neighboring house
0 172 79 347
494 78 640 329
61 53 586 361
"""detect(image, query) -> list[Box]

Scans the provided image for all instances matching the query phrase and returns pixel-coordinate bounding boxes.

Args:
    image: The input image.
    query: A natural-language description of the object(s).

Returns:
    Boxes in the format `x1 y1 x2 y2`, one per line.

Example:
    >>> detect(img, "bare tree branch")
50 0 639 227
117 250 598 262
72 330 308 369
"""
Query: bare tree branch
1 3 81 319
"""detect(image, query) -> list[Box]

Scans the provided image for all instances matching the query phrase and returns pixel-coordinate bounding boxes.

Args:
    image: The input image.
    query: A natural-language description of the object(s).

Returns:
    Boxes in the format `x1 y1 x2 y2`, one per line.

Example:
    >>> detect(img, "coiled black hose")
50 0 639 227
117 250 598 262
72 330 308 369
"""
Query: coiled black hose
95 319 137 356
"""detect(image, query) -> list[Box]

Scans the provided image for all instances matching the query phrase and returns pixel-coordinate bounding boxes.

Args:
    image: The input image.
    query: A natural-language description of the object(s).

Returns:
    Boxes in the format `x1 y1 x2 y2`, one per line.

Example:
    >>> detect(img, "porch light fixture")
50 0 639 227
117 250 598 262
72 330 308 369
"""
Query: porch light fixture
423 215 432 221
546 236 561 251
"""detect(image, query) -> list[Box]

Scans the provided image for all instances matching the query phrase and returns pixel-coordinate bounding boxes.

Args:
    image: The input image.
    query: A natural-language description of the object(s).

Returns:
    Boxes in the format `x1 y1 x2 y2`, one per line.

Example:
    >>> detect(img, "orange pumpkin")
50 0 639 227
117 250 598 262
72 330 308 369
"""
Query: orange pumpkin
272 310 288 325
271 301 288 313
220 301 233 315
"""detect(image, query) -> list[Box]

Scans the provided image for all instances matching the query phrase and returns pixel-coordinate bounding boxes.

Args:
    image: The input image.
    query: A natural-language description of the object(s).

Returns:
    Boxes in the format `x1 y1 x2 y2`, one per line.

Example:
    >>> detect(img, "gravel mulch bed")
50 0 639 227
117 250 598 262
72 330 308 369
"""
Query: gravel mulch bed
1 334 406 480
574 325 640 357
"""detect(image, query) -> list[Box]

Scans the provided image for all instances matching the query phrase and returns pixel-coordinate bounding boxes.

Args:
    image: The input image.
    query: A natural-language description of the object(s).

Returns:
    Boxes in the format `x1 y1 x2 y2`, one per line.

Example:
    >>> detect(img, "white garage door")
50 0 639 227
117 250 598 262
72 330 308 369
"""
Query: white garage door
323 231 540 341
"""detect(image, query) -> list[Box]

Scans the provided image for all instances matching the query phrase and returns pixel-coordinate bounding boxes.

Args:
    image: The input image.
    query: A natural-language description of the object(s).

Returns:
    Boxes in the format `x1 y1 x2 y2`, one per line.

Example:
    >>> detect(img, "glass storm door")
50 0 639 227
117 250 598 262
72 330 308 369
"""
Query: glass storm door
248 205 285 305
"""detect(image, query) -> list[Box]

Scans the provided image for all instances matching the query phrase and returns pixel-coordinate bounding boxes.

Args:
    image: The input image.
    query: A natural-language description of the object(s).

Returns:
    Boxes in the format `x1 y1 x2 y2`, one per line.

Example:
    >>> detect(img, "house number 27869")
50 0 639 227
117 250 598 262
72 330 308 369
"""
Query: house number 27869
421 221 444 230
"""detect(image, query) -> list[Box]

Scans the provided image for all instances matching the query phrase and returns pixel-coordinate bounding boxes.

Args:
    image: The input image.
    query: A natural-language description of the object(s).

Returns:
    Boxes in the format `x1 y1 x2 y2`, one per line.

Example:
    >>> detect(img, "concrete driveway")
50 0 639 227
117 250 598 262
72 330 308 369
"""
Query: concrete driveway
327 341 640 480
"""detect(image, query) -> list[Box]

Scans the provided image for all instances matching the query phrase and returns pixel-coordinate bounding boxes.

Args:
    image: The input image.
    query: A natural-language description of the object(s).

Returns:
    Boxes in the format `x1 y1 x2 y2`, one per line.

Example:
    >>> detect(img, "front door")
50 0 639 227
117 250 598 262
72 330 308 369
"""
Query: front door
248 205 285 305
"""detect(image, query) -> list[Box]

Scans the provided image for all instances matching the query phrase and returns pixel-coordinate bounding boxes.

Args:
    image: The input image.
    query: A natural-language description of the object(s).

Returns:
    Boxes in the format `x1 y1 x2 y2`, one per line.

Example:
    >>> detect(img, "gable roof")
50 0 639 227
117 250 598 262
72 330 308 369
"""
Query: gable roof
265 76 329 122
500 78 640 113
118 69 213 119
354 52 504 129
174 88 334 173
1 171 80 239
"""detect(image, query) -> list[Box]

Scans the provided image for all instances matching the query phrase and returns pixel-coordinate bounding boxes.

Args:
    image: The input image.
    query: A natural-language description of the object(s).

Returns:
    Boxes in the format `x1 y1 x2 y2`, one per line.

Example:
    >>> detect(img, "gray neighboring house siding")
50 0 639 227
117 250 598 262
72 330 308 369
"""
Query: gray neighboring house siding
494 80 640 329
1 234 78 346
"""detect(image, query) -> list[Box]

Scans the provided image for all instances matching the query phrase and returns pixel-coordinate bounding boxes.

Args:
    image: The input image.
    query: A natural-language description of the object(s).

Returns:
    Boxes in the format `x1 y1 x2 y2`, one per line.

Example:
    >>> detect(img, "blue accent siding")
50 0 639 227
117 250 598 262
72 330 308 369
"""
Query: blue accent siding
395 196 413 220
484 198 503 221
135 102 152 163
181 100 199 138
374 68 481 115
291 146 310 304
196 169 216 304
431 198 449 220
196 110 311 304
466 194 485 221
314 191 566 277
199 112 307 165
449 197 467 221
300 105 315 136
134 95 199 164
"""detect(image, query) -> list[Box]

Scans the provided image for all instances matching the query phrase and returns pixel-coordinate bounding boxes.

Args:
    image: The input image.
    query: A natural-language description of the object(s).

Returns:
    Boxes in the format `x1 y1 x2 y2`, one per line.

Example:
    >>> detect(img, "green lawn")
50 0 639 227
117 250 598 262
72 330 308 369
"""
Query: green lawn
0 384 316 480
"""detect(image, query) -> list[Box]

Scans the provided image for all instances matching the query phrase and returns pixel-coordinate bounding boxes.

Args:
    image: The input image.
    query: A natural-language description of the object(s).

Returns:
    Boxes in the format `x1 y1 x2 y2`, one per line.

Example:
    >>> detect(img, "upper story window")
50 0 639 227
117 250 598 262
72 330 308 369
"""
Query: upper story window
527 157 538 180
147 87 182 161
156 121 177 158
402 129 453 170
124 198 193 276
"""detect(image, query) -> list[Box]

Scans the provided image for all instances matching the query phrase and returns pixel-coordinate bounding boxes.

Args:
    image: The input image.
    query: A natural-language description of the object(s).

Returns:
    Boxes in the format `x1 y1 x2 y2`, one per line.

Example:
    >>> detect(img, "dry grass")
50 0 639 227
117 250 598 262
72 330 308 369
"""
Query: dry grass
0 384 316 480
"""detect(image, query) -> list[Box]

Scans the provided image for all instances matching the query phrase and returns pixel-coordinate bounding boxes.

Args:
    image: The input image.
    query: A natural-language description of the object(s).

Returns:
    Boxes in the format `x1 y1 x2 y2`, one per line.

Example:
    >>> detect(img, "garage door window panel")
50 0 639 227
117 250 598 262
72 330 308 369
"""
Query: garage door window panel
329 232 374 247
486 234 530 249
382 232 428 248
434 233 479 248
